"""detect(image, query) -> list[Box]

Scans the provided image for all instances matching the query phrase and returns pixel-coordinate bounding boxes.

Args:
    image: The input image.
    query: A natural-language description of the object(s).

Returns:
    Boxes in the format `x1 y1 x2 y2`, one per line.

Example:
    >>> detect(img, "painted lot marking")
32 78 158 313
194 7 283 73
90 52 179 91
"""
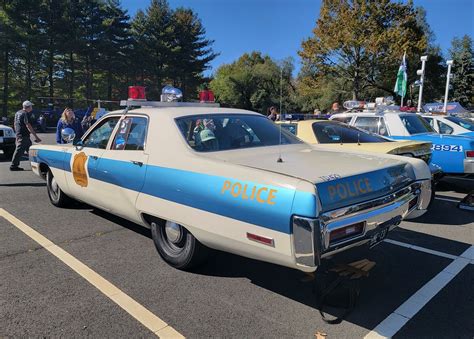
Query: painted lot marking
365 245 474 339
0 208 184 339
383 239 459 260
434 197 460 203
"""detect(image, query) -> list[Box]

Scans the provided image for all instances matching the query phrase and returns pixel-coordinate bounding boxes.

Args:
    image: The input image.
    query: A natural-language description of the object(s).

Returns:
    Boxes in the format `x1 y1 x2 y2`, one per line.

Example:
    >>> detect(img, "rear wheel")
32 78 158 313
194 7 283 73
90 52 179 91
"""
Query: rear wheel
47 170 72 207
150 219 208 270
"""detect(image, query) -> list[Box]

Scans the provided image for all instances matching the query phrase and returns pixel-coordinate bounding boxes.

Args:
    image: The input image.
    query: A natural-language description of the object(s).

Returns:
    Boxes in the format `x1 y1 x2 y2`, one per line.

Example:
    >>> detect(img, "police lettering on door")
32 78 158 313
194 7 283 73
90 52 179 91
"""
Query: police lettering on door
221 180 277 205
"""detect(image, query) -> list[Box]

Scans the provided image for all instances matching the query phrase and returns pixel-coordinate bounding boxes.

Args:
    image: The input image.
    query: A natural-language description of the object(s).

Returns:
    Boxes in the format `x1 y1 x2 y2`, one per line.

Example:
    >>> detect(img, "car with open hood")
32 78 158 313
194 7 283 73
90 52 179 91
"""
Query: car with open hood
29 100 432 273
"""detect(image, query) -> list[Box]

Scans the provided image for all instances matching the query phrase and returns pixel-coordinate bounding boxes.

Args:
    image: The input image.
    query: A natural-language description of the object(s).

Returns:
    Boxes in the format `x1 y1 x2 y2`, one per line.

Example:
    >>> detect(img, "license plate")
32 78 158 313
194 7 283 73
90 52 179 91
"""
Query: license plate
368 227 389 248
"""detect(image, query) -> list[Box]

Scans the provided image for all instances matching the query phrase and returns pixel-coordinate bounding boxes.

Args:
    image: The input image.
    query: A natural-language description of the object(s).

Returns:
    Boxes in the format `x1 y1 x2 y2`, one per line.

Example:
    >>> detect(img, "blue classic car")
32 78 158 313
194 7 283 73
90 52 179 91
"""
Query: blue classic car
330 111 474 175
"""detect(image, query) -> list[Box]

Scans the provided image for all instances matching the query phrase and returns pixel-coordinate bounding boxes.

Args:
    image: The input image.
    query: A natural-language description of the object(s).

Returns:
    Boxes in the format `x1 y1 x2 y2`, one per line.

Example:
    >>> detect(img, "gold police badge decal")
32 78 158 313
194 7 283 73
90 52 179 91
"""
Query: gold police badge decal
72 152 88 187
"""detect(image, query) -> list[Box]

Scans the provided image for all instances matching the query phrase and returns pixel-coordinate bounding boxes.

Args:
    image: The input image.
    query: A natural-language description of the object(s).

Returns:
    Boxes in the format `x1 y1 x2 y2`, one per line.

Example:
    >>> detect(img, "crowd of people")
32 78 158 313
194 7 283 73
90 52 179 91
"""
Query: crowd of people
9 99 346 170
8 101 93 171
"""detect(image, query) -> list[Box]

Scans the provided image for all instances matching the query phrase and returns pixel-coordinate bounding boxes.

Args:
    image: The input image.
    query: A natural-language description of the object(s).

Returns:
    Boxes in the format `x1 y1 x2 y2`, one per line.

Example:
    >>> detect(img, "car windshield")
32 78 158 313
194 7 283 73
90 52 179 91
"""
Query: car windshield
312 121 388 143
445 116 474 131
175 114 302 152
400 115 434 134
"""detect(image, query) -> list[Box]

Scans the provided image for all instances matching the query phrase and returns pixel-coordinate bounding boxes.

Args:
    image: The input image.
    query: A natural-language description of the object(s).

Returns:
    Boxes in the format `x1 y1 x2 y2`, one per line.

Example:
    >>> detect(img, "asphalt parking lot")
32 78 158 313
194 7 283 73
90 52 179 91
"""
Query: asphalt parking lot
1 132 473 338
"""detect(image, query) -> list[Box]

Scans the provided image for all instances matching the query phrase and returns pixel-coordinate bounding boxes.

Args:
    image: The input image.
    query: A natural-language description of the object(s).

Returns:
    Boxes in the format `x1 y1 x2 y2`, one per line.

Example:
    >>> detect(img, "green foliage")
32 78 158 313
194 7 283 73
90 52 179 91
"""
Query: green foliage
210 52 296 114
450 35 474 107
298 0 429 109
0 0 216 118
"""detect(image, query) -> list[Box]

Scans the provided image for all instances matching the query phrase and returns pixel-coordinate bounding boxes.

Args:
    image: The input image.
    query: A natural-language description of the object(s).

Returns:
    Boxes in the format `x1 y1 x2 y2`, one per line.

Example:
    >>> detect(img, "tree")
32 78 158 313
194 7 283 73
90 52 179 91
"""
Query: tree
299 0 427 101
450 35 474 107
168 7 217 100
99 0 132 100
210 52 296 113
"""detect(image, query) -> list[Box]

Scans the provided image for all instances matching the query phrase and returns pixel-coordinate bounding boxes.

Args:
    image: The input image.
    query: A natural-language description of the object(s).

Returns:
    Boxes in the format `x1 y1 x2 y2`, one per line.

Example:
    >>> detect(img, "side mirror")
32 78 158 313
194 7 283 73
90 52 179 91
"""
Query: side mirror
74 139 84 150
61 128 76 144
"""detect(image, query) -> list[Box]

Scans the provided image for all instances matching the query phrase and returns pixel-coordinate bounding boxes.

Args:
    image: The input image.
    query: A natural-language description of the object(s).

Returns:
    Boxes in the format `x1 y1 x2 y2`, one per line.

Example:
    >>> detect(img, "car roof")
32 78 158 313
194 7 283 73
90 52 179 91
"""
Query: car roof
108 106 261 118
279 119 328 125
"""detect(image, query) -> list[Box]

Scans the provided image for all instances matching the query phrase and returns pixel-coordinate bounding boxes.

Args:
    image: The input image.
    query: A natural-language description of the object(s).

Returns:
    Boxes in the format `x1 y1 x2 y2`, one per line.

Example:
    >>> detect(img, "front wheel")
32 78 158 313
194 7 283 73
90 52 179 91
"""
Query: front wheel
47 170 72 207
151 220 208 270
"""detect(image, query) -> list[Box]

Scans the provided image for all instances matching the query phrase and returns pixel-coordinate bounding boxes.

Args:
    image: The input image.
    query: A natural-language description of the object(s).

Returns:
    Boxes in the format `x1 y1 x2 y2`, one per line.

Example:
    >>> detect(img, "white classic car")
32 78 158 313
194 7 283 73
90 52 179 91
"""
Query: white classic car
29 100 432 272
0 123 16 159
422 114 474 137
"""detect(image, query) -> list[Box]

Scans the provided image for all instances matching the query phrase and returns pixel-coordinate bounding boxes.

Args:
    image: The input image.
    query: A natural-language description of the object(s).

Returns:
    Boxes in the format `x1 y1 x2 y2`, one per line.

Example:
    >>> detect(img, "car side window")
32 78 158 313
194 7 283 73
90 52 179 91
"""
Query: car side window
332 117 352 124
424 117 436 131
353 117 380 134
111 117 148 151
437 120 454 134
378 118 389 136
82 117 119 149
280 124 298 135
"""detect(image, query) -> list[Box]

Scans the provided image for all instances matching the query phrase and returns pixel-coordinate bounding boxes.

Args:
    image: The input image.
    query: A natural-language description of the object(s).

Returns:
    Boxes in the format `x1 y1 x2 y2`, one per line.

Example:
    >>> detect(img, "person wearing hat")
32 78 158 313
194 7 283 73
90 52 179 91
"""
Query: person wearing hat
10 100 42 171
198 128 219 151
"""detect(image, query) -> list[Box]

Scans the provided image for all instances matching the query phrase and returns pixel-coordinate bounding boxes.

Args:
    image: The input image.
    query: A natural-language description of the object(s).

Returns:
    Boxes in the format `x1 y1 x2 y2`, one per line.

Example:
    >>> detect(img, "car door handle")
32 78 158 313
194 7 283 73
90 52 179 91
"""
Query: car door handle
90 155 99 160
131 161 143 167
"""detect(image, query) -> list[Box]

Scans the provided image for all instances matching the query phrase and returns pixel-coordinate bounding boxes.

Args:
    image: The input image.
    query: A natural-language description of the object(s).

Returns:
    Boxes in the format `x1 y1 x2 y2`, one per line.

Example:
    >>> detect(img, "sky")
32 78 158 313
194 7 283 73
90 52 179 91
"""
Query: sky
121 0 474 76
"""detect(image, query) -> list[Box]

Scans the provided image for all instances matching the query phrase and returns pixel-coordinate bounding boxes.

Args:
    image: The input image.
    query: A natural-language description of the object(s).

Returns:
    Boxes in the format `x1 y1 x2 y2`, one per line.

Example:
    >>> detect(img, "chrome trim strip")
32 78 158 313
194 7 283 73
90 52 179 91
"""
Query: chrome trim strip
292 216 321 268
319 182 420 222
464 159 474 174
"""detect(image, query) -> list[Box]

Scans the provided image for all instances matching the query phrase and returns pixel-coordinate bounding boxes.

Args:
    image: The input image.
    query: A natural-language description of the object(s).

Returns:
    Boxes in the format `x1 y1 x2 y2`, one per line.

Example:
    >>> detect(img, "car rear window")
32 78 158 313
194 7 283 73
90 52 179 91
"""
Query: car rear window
175 114 302 152
312 121 388 143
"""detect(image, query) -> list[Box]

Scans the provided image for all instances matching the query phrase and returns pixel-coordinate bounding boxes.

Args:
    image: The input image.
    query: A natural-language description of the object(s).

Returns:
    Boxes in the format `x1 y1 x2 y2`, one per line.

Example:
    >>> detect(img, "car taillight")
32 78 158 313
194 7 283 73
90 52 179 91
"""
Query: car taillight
466 150 474 158
329 222 365 244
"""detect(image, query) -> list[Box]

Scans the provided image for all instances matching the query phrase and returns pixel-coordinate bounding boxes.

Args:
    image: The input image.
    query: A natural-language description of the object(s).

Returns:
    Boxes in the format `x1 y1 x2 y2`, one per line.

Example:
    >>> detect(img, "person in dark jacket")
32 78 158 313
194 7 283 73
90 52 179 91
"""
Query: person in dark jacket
10 101 42 171
56 108 83 144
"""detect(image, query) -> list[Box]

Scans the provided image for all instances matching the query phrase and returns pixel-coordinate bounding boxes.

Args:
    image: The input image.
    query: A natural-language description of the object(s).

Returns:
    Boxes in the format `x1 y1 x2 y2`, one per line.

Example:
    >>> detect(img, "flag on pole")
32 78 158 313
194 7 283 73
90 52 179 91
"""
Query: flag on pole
394 52 407 98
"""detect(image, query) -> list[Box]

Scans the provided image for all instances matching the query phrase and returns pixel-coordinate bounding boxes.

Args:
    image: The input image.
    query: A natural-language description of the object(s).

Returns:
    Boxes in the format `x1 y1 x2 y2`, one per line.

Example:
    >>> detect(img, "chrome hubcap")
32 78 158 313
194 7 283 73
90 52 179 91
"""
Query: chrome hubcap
50 176 59 200
164 221 182 244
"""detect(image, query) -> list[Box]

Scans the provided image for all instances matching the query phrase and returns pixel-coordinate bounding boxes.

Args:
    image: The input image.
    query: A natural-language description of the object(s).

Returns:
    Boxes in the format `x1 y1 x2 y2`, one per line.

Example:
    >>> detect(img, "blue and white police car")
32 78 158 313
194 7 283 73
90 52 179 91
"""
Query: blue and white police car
28 91 432 272
331 110 474 175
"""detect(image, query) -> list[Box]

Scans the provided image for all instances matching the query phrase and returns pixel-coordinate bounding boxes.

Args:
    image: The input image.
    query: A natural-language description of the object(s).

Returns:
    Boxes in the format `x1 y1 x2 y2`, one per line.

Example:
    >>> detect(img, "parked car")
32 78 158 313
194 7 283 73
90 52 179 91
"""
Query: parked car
29 101 432 273
0 123 15 159
277 119 442 184
422 115 474 137
331 111 474 175
277 119 433 164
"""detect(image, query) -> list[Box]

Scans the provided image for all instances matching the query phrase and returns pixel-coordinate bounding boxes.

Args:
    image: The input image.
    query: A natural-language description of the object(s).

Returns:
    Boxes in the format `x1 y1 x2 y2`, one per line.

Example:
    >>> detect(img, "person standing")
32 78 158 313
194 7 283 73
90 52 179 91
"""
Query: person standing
56 108 83 144
267 106 278 121
10 101 42 171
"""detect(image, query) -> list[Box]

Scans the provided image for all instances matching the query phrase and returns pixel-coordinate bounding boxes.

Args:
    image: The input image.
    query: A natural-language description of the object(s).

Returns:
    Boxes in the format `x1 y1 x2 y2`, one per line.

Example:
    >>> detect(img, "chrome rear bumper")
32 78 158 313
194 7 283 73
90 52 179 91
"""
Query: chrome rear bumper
292 179 431 270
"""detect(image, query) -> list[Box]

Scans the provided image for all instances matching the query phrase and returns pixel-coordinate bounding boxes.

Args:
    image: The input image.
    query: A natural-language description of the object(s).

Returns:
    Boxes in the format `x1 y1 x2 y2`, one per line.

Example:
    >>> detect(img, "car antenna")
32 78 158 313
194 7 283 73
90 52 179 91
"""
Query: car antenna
277 64 283 163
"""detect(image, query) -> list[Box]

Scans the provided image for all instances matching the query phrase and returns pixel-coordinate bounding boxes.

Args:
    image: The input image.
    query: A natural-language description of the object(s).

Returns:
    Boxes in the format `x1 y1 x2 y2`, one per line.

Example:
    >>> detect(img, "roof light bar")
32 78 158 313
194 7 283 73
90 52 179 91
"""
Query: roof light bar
119 100 220 108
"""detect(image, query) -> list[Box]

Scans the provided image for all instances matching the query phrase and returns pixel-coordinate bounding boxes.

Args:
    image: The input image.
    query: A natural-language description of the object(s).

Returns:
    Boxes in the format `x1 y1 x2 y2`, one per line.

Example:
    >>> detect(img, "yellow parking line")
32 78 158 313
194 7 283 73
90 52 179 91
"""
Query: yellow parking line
0 208 184 338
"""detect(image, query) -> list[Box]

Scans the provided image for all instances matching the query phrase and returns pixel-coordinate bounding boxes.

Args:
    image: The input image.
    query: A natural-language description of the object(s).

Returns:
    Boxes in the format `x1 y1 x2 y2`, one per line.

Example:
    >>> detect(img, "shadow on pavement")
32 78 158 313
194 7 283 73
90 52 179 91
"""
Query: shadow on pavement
92 209 152 239
437 176 474 194
83 207 463 333
412 198 473 226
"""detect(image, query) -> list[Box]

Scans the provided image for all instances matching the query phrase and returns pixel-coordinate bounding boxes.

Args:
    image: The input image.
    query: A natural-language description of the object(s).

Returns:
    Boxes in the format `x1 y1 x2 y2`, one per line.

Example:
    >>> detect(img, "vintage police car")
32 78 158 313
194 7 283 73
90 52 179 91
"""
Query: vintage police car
422 114 474 137
0 123 15 159
29 100 432 272
331 111 474 175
